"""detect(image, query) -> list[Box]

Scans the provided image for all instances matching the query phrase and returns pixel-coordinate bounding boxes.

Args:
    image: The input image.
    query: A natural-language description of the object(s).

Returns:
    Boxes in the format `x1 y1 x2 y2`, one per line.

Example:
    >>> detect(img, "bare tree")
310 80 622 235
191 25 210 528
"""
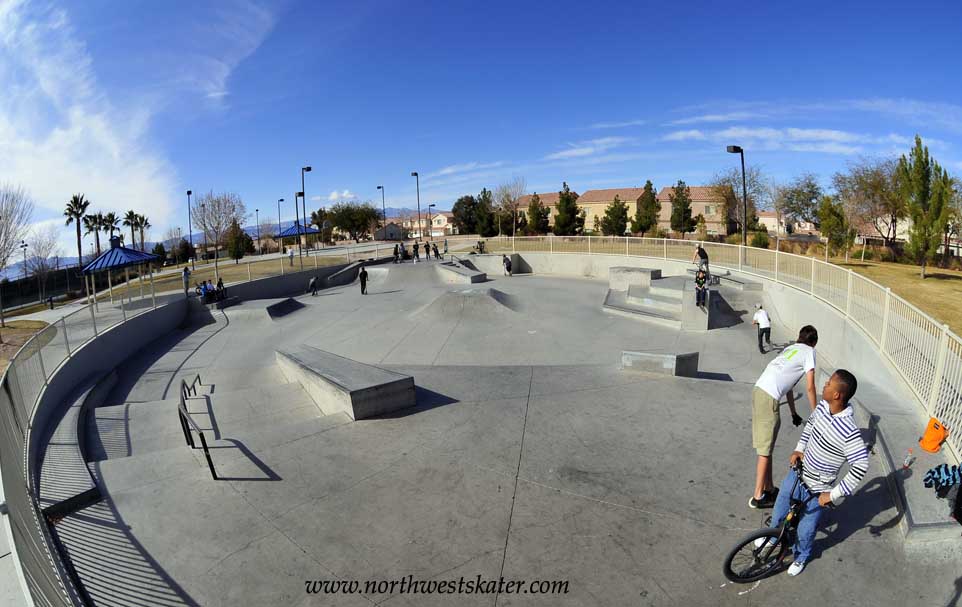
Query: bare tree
495 176 527 237
0 184 35 326
192 191 247 277
710 165 768 235
832 158 905 249
27 224 62 301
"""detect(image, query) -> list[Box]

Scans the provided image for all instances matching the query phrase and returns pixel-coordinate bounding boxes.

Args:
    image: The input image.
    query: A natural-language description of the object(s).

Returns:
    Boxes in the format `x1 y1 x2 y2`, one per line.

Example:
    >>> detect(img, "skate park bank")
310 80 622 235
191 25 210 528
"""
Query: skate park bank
2 243 960 606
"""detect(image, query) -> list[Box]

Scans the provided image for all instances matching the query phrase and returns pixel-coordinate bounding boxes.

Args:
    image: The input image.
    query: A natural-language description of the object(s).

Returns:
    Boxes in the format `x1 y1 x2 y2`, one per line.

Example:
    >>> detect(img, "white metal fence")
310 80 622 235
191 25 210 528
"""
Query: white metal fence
441 234 962 458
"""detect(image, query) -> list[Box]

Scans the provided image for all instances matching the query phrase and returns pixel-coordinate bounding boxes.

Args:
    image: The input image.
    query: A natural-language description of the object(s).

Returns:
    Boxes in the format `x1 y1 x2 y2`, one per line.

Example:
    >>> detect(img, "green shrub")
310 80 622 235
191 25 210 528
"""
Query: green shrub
750 231 770 249
724 233 742 245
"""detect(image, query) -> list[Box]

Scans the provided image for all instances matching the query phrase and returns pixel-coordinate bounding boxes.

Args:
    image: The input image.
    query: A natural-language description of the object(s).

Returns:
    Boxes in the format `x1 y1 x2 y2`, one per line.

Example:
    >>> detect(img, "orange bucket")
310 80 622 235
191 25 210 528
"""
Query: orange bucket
919 417 949 453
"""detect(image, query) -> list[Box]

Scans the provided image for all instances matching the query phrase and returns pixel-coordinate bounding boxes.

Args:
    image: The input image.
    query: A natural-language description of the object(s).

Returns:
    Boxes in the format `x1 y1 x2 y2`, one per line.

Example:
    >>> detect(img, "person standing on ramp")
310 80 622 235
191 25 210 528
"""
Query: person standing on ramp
359 264 368 295
753 304 772 353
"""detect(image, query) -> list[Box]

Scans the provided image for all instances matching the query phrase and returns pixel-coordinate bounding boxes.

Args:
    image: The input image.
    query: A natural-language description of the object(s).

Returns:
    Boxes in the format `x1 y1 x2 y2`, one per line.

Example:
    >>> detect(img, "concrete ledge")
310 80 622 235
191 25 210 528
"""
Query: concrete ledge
609 266 661 291
436 261 486 284
681 280 710 331
275 345 416 420
602 290 681 329
621 351 699 377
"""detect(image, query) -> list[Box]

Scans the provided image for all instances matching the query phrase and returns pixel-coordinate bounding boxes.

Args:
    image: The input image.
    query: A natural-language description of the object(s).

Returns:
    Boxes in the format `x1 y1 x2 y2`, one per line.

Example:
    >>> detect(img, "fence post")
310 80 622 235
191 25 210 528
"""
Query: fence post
587 236 591 255
845 270 853 318
281 256 285 275
927 324 951 417
314 254 318 269
37 339 48 385
625 236 629 257
89 302 98 336
738 245 743 271
663 238 668 259
513 236 516 253
62 318 70 356
810 258 816 295
880 288 892 352
774 249 779 283
550 234 553 254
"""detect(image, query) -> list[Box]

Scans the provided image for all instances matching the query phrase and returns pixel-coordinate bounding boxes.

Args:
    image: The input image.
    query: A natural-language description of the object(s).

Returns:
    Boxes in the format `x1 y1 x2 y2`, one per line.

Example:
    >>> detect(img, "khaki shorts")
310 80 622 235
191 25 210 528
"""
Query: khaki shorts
751 386 780 456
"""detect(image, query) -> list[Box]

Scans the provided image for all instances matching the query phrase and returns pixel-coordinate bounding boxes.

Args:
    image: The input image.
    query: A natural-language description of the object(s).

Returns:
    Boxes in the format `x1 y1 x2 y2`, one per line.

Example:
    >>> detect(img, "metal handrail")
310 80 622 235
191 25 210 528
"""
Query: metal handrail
178 377 217 480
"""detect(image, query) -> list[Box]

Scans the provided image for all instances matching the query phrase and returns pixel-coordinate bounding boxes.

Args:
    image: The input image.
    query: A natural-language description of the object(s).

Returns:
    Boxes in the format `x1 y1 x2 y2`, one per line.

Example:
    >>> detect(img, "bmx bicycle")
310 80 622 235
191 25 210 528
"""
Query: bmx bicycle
722 460 830 583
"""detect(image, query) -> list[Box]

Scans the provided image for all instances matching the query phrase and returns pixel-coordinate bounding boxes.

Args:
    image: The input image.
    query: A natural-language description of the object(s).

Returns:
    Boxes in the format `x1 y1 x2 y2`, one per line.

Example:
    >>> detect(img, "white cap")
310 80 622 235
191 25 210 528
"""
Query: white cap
754 303 761 309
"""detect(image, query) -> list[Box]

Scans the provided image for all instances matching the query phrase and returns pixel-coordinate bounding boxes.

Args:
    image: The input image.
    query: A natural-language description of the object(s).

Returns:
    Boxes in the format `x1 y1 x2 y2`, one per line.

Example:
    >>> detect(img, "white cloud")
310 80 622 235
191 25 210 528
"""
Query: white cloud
845 98 962 135
426 161 503 179
0 0 178 256
327 189 357 202
544 136 633 160
587 119 646 129
310 195 322 202
669 112 761 125
662 129 707 142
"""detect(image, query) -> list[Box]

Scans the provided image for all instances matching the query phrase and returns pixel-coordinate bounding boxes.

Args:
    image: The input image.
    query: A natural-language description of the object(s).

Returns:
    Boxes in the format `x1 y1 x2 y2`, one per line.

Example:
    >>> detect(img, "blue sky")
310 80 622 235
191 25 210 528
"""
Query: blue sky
2 0 962 253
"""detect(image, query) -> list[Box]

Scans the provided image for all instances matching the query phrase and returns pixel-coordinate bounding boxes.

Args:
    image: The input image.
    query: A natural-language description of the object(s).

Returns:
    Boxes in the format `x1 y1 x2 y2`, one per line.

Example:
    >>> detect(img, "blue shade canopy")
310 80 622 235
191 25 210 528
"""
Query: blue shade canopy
82 237 160 274
276 221 320 238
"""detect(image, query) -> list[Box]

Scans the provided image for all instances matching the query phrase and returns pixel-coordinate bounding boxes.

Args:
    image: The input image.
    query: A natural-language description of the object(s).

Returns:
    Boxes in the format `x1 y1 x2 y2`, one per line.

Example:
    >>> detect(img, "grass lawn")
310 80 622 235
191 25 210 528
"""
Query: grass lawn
836 260 962 335
0 320 49 372
155 255 348 293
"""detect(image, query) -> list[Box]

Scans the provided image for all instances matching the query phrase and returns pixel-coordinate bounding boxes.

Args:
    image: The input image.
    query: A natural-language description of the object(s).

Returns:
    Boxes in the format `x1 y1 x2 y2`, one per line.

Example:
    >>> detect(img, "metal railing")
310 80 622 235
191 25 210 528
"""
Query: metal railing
441 234 962 460
0 282 179 606
178 376 217 480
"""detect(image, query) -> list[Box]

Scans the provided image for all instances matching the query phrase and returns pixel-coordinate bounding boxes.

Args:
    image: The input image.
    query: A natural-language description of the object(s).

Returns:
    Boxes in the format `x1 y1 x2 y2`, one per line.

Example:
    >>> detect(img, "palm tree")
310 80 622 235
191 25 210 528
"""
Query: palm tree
102 212 120 240
83 214 102 257
123 210 138 249
138 215 151 251
64 194 90 267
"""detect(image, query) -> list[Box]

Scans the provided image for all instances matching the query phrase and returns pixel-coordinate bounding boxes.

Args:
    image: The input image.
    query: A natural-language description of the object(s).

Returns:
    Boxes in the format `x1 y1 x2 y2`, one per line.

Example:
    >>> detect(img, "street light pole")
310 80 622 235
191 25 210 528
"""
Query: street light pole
301 166 312 255
377 185 386 239
200 203 208 265
277 198 284 254
186 190 195 269
295 193 304 270
255 208 260 254
411 172 421 241
428 203 435 241
726 145 749 246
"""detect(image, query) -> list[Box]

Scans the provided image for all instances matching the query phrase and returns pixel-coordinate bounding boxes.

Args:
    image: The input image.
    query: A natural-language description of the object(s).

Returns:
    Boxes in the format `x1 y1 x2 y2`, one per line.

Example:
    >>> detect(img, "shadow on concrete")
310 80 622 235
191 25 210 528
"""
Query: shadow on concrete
696 371 734 382
370 289 403 295
862 413 881 453
187 394 281 482
949 577 962 607
814 468 905 561
708 293 746 330
368 386 460 419
928 272 962 282
55 468 200 606
265 297 305 319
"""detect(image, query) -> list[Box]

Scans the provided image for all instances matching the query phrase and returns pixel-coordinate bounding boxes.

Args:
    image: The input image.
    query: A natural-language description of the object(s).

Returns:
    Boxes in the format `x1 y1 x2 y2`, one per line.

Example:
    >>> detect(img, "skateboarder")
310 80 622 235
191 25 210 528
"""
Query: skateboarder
307 276 318 296
182 267 191 298
443 239 448 257
694 269 708 307
753 304 772 353
432 243 440 260
359 265 368 294
393 244 399 264
413 242 420 262
502 254 512 276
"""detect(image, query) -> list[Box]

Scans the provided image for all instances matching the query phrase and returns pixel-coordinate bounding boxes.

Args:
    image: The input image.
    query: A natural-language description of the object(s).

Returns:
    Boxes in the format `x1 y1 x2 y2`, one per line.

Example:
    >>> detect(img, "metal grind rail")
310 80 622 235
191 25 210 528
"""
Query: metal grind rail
177 376 217 480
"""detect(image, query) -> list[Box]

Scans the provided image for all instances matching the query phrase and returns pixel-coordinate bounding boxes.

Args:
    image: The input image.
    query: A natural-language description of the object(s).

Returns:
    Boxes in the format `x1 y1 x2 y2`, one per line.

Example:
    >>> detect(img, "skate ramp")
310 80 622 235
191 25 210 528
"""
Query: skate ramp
416 288 519 320
265 297 306 320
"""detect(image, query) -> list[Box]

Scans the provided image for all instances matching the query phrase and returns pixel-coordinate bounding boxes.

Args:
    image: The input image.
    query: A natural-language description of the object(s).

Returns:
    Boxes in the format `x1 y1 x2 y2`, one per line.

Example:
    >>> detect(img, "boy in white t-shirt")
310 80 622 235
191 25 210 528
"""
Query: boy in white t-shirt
752 304 772 354
749 325 819 509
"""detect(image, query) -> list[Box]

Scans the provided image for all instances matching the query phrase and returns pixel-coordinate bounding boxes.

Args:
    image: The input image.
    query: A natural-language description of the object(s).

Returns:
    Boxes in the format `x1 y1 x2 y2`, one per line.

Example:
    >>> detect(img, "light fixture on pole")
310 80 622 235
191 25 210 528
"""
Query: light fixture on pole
427 203 436 241
19 240 28 279
377 185 386 239
726 145 748 246
186 190 195 269
411 172 421 241
301 166 312 255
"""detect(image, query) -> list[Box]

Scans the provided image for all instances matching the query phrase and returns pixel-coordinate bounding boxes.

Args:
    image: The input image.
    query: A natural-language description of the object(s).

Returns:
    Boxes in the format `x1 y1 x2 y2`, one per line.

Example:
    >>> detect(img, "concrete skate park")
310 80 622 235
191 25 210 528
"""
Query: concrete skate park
4 242 962 607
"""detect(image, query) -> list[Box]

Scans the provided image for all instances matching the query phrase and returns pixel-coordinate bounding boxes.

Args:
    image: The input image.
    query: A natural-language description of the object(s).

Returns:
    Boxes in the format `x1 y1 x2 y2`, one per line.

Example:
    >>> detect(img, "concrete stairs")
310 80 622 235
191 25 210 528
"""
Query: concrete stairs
603 276 687 329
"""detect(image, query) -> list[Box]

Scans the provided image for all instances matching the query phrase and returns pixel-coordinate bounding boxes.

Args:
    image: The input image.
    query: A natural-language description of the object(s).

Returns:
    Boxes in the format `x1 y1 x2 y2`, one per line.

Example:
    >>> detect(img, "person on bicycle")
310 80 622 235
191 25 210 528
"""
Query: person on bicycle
692 244 709 277
749 325 819 509
771 369 869 576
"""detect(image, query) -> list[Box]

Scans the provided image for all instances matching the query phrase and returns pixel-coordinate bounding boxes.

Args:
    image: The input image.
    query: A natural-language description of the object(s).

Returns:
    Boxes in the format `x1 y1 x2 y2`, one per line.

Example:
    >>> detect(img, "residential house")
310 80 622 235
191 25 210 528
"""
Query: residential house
515 191 576 229
431 211 458 236
374 222 403 241
757 211 787 236
655 186 728 236
576 188 648 234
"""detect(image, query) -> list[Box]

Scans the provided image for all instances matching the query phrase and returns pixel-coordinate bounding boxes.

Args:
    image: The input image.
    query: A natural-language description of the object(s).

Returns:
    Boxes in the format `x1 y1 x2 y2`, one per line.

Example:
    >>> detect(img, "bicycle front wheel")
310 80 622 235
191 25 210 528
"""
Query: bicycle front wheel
723 527 789 583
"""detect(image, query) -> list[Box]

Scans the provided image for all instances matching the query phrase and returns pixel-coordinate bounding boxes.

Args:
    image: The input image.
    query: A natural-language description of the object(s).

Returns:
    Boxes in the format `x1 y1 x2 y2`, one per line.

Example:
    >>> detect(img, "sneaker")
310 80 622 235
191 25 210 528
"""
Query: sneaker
749 491 776 509
787 561 806 576
753 536 777 549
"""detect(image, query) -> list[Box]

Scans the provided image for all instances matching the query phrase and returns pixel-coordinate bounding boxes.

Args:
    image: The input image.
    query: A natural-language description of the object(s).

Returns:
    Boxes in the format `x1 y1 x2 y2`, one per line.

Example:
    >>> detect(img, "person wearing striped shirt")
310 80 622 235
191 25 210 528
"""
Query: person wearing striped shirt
771 369 869 577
